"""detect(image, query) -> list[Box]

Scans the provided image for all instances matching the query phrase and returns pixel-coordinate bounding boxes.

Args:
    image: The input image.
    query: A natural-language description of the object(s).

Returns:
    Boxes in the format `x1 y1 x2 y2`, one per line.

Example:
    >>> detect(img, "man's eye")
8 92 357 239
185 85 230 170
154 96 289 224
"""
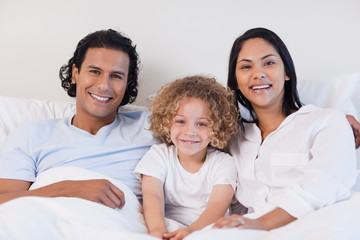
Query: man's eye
112 74 122 79
90 70 100 74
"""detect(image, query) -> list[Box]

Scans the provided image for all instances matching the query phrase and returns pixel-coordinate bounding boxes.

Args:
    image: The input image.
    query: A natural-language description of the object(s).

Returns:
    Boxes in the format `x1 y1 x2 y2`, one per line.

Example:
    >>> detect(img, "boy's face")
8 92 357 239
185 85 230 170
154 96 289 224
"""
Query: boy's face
72 48 129 128
170 97 211 163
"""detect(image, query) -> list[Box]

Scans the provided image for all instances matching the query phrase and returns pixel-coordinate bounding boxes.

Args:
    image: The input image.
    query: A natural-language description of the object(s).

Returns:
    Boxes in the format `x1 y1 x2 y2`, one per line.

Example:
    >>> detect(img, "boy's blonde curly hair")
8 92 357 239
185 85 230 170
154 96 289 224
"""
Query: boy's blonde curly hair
148 75 240 150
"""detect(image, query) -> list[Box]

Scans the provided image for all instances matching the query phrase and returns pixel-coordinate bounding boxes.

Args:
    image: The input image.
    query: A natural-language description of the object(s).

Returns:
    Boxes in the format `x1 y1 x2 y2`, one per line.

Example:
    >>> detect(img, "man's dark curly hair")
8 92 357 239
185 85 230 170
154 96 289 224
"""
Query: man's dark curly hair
59 29 140 106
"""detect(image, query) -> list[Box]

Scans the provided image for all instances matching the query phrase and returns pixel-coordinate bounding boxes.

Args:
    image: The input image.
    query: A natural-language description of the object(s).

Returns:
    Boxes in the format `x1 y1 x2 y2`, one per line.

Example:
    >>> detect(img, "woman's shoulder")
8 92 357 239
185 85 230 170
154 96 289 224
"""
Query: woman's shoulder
297 105 347 122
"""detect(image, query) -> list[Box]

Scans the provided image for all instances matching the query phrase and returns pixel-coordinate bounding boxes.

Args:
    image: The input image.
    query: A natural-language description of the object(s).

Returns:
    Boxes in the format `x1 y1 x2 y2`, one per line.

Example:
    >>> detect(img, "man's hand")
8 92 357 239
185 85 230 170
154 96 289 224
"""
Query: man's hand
346 115 360 148
52 179 125 209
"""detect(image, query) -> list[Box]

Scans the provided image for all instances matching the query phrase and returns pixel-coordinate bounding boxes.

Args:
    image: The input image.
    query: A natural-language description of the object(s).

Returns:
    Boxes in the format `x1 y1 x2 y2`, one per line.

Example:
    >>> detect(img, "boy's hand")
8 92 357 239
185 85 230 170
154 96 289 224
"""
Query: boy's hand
163 227 192 240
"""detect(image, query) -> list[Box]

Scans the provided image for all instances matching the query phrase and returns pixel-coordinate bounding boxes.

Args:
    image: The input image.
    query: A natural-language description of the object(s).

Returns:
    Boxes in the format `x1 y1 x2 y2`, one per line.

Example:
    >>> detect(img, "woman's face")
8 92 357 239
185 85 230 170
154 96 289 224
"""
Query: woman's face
235 38 289 112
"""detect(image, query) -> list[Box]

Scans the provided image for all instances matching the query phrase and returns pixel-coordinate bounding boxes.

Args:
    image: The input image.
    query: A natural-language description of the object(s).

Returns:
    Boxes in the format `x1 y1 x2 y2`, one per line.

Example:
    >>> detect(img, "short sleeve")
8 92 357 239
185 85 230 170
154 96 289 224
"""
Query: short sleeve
134 143 170 183
0 123 37 181
210 151 238 191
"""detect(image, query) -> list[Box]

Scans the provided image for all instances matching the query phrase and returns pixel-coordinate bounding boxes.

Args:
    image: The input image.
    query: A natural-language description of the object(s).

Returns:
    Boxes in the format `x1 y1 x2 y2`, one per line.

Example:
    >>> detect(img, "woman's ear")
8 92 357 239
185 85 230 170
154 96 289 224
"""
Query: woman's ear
285 74 290 81
72 64 79 84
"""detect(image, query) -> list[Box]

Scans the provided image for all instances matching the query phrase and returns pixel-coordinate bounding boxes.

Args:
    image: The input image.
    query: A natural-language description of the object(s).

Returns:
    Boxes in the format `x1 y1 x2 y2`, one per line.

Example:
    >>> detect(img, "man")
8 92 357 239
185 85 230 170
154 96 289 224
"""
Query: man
0 29 155 208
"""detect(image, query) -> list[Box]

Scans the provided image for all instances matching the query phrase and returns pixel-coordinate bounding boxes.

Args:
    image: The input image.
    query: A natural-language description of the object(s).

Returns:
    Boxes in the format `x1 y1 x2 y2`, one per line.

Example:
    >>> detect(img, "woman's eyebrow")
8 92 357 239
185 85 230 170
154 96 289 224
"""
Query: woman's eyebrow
261 54 276 60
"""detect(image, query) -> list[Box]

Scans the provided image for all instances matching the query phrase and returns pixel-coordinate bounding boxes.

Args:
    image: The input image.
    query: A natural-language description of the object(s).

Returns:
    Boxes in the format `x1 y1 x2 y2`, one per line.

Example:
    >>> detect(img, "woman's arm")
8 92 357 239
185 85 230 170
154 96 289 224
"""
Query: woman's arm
164 184 234 240
141 175 168 239
213 207 296 230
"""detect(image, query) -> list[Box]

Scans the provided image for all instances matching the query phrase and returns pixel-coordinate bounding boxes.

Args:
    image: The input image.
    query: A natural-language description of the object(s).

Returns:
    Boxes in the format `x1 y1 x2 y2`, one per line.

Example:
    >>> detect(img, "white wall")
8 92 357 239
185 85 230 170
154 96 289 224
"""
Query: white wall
0 0 359 106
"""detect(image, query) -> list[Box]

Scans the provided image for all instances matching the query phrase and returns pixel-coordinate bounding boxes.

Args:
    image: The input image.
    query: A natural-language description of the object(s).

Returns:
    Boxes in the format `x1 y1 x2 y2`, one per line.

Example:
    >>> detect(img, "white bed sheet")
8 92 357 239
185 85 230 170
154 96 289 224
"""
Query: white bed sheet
185 192 360 240
0 166 183 240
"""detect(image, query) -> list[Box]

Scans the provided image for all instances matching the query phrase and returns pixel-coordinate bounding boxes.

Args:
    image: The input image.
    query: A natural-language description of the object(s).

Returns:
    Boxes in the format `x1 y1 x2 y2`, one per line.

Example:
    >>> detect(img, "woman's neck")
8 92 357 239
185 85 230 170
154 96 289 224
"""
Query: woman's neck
254 106 287 142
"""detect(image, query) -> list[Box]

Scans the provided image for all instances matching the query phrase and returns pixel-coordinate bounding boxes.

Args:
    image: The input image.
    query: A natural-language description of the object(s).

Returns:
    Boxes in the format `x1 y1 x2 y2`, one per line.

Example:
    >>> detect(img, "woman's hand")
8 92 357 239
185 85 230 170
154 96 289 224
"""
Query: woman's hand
163 227 192 240
346 115 360 148
212 214 264 230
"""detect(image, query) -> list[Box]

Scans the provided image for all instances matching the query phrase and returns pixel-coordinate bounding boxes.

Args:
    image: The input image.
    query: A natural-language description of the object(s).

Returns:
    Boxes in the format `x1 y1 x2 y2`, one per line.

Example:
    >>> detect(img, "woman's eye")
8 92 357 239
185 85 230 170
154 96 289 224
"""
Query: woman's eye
265 61 275 66
240 65 251 70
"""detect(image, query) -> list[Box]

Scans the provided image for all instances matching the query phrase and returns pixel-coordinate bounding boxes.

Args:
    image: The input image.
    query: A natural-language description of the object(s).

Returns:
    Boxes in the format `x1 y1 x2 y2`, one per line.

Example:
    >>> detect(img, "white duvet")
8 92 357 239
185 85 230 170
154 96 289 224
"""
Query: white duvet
1 166 359 240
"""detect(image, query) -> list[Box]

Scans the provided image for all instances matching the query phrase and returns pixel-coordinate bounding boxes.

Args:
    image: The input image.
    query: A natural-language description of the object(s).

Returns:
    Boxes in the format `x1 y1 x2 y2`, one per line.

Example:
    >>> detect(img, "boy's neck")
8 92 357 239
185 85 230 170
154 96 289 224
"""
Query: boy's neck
177 148 207 173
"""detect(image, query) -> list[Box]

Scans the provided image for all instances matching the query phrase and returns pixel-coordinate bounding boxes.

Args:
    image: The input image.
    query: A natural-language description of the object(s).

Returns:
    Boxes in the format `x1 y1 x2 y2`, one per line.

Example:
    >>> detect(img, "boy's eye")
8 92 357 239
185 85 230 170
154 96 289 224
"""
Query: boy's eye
176 120 184 124
198 122 207 127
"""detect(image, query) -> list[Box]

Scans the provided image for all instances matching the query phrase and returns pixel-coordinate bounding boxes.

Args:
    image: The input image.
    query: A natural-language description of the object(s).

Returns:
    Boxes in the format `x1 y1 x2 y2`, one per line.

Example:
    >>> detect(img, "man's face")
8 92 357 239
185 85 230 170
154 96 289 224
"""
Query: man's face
72 48 130 125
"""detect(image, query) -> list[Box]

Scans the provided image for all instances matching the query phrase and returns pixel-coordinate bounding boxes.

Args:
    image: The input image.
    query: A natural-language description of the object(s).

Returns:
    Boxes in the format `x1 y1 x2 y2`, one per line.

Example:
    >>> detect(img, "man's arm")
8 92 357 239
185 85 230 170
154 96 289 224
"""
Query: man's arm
0 178 125 208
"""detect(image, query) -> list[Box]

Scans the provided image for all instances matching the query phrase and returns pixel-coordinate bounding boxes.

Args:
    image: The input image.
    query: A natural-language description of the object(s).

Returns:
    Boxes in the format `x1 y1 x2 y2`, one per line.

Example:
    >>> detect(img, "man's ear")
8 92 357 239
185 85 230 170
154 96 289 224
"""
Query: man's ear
72 64 79 84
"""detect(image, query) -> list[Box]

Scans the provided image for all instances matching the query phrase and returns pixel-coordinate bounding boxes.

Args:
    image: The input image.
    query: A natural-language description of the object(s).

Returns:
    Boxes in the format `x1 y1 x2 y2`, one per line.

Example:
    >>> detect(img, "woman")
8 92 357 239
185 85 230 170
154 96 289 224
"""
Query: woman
211 28 358 231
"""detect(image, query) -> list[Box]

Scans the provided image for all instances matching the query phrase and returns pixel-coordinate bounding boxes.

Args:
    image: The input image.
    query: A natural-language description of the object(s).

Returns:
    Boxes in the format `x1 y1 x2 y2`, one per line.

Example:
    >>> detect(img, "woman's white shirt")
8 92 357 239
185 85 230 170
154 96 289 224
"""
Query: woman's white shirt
230 105 357 218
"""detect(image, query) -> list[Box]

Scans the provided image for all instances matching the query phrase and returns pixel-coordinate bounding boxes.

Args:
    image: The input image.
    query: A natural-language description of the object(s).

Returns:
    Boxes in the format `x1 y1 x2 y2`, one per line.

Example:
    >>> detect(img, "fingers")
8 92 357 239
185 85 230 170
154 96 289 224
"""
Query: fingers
213 214 245 229
163 228 190 240
99 181 125 209
109 184 125 209
85 179 125 209
346 115 360 148
354 130 360 148
163 231 176 239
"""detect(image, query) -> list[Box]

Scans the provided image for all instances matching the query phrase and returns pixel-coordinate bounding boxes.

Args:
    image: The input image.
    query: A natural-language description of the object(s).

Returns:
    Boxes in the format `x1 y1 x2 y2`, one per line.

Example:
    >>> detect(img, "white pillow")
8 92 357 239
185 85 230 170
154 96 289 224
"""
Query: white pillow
0 96 76 143
298 72 360 118
0 96 145 143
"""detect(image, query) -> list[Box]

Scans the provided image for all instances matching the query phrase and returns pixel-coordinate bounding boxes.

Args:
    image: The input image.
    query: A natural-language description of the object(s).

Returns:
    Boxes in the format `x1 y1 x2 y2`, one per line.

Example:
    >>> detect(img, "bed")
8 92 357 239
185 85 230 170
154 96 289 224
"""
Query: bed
0 72 359 239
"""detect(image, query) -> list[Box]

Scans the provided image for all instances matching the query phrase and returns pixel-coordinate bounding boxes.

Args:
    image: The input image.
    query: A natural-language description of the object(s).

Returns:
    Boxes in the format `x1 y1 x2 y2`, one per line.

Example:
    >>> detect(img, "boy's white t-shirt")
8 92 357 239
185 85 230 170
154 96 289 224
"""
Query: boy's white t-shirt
134 143 237 226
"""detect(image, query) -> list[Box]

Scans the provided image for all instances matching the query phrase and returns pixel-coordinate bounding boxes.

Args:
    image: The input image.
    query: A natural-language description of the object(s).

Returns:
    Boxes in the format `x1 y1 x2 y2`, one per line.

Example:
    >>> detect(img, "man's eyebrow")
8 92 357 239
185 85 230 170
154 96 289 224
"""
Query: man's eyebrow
88 65 101 70
87 65 126 76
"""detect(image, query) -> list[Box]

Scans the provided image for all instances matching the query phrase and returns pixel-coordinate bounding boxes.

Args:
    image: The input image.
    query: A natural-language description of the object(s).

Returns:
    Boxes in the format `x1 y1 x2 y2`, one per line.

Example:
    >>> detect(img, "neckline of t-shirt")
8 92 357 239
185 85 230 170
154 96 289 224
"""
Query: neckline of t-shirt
65 114 120 137
174 148 212 177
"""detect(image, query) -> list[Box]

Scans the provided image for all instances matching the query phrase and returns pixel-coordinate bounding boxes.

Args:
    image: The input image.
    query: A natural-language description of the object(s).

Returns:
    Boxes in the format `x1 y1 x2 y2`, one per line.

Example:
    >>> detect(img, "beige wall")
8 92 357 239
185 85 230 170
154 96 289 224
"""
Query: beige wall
0 0 359 106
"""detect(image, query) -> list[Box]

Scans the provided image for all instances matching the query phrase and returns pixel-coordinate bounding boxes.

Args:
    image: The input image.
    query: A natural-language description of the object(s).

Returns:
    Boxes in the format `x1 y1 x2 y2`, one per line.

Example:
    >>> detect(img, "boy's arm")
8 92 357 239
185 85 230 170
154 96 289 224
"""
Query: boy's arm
0 178 125 209
141 175 168 238
164 184 234 239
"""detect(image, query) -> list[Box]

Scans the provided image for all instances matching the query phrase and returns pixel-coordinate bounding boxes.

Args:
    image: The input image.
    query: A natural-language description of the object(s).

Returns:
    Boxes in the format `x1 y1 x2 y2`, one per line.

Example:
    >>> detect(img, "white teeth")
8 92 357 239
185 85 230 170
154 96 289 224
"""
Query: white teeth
252 85 270 90
91 94 110 101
